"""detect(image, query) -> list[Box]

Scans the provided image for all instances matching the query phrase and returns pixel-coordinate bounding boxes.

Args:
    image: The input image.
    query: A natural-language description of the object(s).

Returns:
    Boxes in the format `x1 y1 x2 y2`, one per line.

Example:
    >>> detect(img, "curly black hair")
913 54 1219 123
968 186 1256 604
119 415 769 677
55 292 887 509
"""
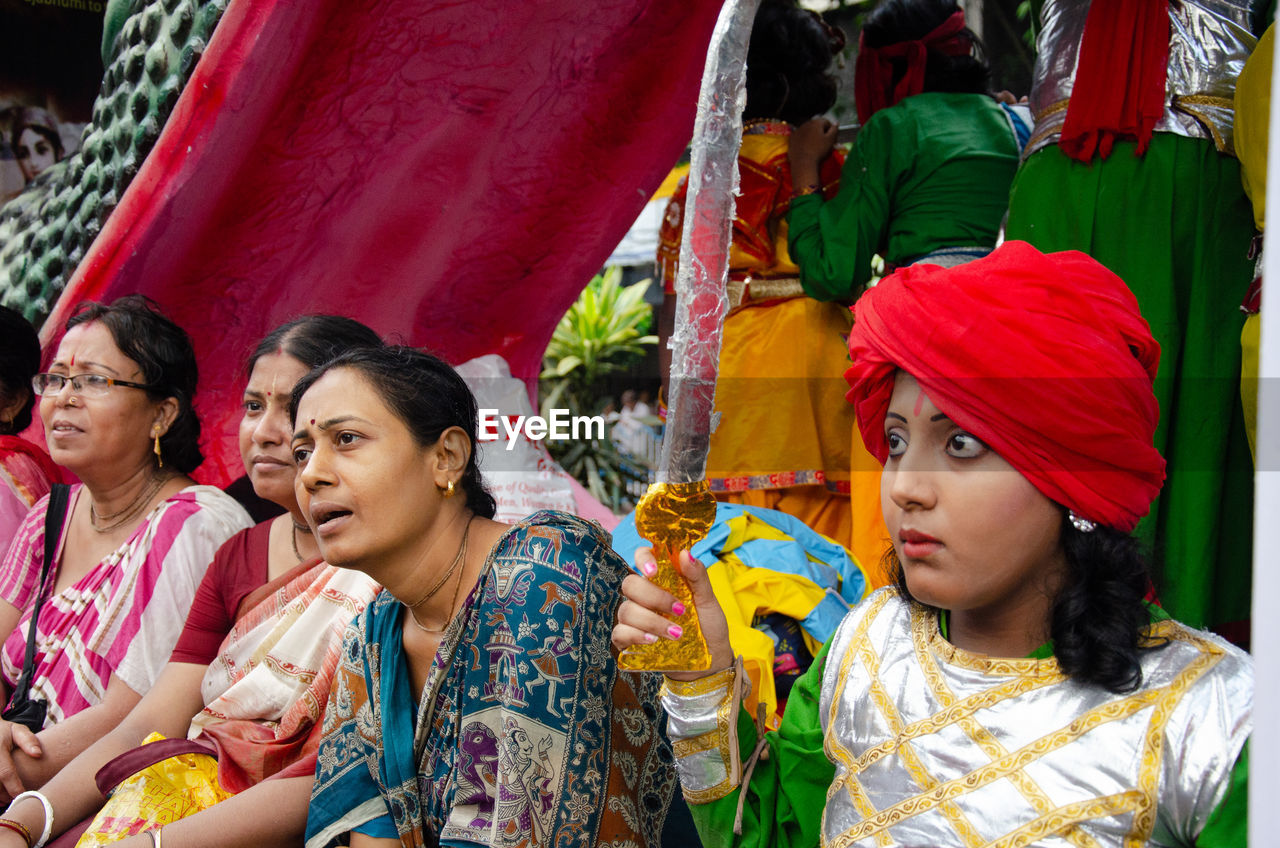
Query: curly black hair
861 0 990 96
888 512 1165 693
745 0 845 125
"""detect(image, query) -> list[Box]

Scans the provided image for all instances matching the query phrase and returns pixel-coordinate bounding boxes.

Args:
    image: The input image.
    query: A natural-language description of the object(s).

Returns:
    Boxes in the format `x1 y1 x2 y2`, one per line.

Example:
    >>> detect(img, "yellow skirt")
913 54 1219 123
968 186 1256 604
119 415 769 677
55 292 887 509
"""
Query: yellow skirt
706 296 889 574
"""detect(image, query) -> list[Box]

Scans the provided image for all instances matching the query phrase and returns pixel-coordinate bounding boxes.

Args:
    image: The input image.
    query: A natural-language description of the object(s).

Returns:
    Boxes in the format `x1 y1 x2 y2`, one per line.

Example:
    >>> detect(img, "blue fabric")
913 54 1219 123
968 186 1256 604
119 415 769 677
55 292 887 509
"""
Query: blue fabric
612 502 864 604
305 511 675 848
802 590 854 645
1000 102 1033 151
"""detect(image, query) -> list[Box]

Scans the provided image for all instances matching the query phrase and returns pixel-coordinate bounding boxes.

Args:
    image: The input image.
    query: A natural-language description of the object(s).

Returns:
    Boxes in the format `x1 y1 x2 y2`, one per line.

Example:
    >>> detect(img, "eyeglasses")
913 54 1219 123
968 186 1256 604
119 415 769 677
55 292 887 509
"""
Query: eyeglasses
32 373 156 398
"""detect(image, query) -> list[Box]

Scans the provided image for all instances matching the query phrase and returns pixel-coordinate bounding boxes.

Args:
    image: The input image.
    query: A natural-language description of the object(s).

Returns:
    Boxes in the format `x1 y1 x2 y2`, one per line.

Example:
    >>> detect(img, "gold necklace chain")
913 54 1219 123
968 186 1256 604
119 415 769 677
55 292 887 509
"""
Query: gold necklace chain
89 475 167 534
290 519 311 563
406 516 473 634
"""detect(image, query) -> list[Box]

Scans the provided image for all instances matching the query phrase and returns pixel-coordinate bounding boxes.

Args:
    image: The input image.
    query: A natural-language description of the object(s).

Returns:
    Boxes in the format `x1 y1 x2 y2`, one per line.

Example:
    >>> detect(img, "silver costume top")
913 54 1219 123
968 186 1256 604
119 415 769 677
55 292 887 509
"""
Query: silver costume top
819 590 1252 847
660 587 1252 846
1026 0 1255 156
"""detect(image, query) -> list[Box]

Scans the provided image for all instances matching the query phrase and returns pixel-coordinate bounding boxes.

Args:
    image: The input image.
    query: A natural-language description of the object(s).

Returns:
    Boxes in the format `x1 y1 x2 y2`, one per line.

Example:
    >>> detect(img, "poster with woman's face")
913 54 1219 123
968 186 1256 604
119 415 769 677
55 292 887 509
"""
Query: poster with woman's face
0 0 105 202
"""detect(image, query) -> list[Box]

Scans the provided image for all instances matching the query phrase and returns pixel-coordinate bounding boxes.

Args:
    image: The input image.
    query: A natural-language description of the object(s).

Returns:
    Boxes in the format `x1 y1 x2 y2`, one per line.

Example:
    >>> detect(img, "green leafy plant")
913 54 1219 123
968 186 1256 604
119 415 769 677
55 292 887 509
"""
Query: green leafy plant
1017 1 1036 49
540 267 659 512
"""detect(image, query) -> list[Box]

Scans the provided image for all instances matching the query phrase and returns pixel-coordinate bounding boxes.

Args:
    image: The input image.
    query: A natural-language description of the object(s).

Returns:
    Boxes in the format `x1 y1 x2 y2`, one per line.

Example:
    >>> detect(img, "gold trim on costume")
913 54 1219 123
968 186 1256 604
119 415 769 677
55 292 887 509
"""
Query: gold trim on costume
987 792 1145 848
922 609 1063 677
1032 98 1070 123
673 731 722 758
822 602 1231 848
662 666 736 698
682 781 737 805
663 658 748 804
727 276 806 311
1125 624 1222 846
912 609 1099 848
1170 94 1236 156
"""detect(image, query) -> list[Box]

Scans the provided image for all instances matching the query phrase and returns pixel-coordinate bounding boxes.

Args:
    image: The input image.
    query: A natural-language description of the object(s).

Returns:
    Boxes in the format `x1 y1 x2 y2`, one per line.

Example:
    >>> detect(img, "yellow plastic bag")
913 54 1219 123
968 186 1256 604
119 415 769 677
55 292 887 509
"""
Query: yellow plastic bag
76 733 233 846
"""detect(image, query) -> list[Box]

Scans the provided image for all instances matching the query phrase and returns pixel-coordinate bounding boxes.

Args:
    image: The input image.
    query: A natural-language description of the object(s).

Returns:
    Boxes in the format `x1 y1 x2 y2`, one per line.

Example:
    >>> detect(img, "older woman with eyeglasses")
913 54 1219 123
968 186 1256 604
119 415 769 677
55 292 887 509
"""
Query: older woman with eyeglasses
0 296 251 807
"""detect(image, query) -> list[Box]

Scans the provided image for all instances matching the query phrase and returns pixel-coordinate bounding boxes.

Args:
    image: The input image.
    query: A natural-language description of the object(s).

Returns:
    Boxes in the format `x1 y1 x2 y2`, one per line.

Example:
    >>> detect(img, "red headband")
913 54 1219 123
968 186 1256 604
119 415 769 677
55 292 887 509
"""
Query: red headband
845 241 1165 532
854 10 971 125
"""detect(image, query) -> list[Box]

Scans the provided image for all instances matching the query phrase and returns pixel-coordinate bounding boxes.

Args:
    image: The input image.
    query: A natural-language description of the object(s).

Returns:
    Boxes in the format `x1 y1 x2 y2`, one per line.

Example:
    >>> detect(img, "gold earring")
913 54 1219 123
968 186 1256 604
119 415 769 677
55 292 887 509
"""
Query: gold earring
153 431 163 468
445 480 456 498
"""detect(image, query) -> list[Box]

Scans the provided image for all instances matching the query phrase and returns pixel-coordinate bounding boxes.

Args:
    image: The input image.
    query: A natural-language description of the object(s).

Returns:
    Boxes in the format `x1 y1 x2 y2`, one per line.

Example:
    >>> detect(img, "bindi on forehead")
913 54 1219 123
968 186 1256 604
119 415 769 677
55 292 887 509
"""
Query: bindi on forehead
913 389 927 417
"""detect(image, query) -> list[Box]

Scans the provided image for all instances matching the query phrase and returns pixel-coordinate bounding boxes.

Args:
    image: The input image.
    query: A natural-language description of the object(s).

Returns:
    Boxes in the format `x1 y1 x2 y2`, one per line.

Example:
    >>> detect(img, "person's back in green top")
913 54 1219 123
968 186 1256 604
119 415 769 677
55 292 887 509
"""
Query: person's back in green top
788 92 1020 302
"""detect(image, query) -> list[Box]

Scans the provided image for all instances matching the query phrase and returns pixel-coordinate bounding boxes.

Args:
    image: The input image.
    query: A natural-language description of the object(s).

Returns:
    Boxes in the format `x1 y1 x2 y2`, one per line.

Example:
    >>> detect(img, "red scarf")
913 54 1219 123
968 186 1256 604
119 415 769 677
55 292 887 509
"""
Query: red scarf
854 10 971 125
0 435 63 503
1059 0 1170 161
845 241 1165 532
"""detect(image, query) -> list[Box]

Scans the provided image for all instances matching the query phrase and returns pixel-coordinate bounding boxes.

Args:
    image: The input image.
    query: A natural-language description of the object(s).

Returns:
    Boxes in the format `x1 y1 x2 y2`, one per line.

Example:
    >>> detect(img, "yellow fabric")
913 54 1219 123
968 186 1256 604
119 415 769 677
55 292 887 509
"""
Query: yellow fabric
701 509 867 729
1243 312 1261 461
1236 27 1267 463
728 132 802 278
654 163 690 201
706 296 855 490
850 418 893 589
1236 25 1272 230
77 733 232 846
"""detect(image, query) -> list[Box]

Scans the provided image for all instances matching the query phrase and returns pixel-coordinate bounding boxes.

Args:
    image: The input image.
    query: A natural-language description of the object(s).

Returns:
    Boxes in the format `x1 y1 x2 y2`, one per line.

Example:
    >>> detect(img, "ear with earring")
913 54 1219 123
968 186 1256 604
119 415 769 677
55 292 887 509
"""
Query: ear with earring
153 427 164 468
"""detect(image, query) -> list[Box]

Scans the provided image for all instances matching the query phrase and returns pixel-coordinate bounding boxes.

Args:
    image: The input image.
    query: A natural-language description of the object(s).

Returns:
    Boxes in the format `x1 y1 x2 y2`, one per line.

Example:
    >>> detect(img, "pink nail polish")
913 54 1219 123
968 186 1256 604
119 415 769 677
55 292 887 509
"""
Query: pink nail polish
671 601 686 616
642 561 657 577
644 633 658 643
668 624 683 640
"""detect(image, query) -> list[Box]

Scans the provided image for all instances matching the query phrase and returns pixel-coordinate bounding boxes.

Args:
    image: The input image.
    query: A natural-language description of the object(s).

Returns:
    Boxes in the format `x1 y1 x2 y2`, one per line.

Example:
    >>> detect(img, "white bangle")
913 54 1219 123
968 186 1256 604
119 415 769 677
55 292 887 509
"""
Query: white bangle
10 792 52 848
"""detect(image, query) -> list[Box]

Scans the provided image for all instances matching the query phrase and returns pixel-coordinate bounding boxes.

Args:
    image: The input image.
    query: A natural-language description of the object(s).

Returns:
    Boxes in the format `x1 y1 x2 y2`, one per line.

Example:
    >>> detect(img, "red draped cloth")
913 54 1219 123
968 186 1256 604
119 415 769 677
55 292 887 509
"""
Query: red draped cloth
39 0 723 485
1059 0 1170 162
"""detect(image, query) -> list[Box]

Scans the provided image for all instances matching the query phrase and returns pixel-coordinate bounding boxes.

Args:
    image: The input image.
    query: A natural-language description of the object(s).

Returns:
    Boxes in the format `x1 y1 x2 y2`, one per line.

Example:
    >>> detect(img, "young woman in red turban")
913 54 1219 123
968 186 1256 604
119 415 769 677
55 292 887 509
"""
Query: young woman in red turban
615 241 1252 847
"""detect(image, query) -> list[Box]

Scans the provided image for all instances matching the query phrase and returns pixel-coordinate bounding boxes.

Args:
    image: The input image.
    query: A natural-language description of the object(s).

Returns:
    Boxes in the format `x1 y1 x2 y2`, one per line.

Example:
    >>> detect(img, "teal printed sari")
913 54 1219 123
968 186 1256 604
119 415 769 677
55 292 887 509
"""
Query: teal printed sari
305 511 675 848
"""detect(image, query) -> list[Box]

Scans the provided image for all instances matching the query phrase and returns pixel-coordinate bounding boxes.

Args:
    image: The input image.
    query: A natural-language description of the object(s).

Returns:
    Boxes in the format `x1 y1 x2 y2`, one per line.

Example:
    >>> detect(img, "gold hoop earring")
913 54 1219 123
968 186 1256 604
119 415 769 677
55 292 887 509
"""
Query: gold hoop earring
444 480 456 498
153 431 164 468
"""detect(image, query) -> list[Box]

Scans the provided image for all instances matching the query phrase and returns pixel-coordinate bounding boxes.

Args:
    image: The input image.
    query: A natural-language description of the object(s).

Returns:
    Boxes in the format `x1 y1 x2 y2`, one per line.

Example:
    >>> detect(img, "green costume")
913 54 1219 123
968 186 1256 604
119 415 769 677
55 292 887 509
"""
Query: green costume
787 92 1020 302
1007 139 1254 630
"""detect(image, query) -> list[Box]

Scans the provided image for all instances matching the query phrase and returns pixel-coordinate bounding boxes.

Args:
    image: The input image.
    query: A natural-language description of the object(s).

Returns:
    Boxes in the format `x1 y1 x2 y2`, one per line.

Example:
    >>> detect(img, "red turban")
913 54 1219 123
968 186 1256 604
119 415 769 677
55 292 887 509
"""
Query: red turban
853 10 972 125
845 241 1165 532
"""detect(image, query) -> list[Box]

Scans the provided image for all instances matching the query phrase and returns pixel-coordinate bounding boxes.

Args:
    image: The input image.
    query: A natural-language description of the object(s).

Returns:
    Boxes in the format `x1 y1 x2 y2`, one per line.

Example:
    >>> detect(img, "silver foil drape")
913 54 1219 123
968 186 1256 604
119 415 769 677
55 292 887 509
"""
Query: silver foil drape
658 0 761 484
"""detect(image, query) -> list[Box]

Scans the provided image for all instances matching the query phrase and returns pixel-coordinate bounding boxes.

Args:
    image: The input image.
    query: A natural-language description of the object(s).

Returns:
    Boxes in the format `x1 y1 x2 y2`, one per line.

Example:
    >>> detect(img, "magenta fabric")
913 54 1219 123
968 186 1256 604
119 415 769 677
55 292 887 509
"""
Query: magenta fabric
40 0 723 485
845 241 1166 533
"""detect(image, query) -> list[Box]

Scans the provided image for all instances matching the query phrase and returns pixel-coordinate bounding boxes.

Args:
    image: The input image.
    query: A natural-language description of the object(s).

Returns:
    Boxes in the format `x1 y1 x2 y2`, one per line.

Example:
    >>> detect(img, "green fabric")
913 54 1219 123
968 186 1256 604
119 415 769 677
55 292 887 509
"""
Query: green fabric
1198 742 1249 847
787 92 1019 302
1006 136 1255 630
687 639 835 848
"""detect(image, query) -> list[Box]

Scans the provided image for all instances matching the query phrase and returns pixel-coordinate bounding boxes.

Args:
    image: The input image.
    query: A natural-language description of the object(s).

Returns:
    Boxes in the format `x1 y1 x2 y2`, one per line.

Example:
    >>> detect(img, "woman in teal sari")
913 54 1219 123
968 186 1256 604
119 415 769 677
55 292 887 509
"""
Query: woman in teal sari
297 346 674 848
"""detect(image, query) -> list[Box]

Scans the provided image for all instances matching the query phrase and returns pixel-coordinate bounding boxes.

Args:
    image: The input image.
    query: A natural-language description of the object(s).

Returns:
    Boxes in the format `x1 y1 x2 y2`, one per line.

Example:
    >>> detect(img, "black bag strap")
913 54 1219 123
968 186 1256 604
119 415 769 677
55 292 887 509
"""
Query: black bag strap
11 483 70 704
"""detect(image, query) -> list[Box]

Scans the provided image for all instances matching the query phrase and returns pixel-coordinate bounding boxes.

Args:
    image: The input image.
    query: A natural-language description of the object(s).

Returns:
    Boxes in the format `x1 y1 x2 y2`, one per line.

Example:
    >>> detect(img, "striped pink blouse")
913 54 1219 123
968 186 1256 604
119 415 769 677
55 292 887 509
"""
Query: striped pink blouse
0 484 251 726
